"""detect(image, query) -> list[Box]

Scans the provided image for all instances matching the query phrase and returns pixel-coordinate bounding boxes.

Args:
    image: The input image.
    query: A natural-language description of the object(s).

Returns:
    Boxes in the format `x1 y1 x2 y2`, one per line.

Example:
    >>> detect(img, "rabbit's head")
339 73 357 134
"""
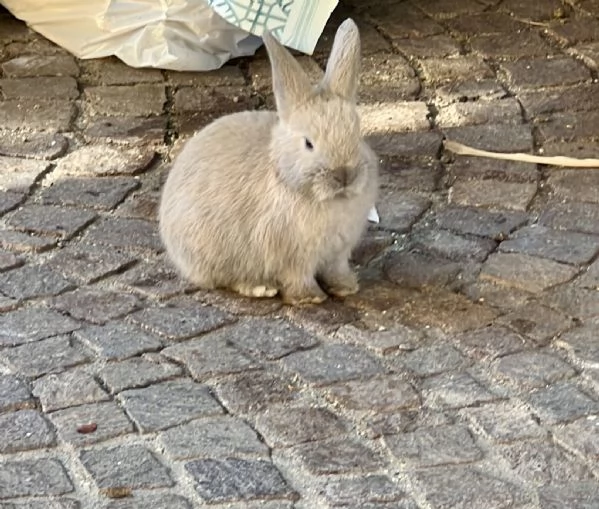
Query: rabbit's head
264 19 370 202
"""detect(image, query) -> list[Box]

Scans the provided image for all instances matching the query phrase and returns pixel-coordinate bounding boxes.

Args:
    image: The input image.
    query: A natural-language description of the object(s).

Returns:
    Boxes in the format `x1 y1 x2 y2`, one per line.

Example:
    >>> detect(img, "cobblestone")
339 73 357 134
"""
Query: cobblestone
0 458 73 498
0 409 55 452
32 368 108 411
50 401 133 446
119 379 222 431
80 444 173 489
1 3 599 506
160 416 268 459
185 458 296 503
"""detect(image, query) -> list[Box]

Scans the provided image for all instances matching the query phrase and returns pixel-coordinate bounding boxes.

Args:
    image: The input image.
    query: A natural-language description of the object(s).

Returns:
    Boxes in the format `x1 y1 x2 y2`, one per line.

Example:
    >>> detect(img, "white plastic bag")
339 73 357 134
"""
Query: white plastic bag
0 0 338 71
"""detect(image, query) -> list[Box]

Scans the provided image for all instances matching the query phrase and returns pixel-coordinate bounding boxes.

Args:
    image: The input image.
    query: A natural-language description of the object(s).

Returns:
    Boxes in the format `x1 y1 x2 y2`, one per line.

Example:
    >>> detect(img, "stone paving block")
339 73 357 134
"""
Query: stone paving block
540 201 599 235
1 54 79 77
167 64 244 87
0 306 81 346
0 76 79 100
83 116 167 146
556 321 599 370
104 495 191 509
40 177 140 210
412 466 530 509
393 34 460 58
0 156 50 193
368 131 444 159
320 475 409 507
279 436 385 475
115 189 161 221
499 0 564 21
215 317 318 361
500 57 591 90
366 3 444 39
538 482 599 509
398 345 471 376
80 57 163 85
0 131 69 160
160 416 268 460
119 379 223 432
45 244 137 284
436 79 508 107
129 303 233 340
83 217 162 252
527 381 599 424
281 344 384 386
547 16 599 45
453 326 532 361
360 101 430 134
383 249 462 289
84 84 166 116
254 406 348 448
54 145 155 178
572 41 599 71
283 299 359 336
380 157 442 193
547 169 599 204
444 123 534 153
501 439 593 485
359 54 420 102
7 205 97 240
377 191 431 232
0 499 80 509
463 401 545 443
161 335 260 380
0 409 55 453
470 30 553 59
80 444 173 489
519 84 599 117
325 375 420 412
446 12 526 35
0 230 57 253
98 356 182 393
492 350 576 390
352 230 395 266
420 56 493 85
497 301 574 343
436 98 523 128
538 110 599 142
449 179 537 211
186 458 296 504
554 416 599 461
0 375 32 413
334 323 422 356
2 334 92 377
448 155 538 183
0 191 24 216
0 249 22 272
0 458 73 498
74 321 162 360
544 285 599 319
480 252 579 293
385 424 483 467
541 139 599 159
173 85 253 114
33 368 108 412
0 99 76 132
116 258 193 299
435 206 528 240
48 288 141 324
50 401 134 446
212 371 300 414
413 228 497 263
423 372 498 409
0 264 74 299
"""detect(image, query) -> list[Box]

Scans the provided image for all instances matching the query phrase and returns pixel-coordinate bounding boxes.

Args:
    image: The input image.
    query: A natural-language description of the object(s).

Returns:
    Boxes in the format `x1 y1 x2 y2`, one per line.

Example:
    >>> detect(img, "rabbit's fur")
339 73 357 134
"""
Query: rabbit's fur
159 19 378 305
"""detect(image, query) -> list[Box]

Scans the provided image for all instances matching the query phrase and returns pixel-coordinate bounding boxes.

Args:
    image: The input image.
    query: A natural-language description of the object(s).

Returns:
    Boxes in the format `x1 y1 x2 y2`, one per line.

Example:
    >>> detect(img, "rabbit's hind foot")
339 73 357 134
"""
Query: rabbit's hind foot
233 283 279 298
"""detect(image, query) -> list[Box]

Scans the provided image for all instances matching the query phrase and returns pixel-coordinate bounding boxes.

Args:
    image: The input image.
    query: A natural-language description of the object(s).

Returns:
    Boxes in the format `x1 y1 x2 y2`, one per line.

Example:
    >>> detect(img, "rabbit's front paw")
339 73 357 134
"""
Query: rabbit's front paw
281 281 327 305
233 283 279 298
320 271 359 297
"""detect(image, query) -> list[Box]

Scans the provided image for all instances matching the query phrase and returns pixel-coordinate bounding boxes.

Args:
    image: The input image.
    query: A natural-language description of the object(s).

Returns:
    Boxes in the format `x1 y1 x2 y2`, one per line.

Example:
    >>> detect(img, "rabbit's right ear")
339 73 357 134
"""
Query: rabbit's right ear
263 31 312 121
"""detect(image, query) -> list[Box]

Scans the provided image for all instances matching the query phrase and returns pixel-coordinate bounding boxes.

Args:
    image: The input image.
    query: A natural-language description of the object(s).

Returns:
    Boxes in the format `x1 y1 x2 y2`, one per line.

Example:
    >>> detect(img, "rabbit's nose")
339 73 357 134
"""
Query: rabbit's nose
332 166 353 186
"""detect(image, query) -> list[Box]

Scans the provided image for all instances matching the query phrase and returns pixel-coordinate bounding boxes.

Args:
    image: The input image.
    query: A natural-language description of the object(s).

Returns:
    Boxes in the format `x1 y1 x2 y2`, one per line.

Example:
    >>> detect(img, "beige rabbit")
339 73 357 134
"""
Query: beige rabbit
159 19 379 305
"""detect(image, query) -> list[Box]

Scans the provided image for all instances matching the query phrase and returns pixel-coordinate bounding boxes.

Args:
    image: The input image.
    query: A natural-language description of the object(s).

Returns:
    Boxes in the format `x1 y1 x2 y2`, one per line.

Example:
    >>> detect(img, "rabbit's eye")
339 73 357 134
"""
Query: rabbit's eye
304 138 314 150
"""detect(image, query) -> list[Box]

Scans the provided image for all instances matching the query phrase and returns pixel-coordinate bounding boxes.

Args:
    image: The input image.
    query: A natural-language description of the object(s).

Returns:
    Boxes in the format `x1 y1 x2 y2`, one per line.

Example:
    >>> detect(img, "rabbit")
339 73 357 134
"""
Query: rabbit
159 18 379 305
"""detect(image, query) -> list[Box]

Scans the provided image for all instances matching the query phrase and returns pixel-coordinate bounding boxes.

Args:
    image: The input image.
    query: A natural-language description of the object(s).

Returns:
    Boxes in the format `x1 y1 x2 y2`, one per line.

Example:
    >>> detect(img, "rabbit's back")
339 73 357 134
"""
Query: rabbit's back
159 110 288 287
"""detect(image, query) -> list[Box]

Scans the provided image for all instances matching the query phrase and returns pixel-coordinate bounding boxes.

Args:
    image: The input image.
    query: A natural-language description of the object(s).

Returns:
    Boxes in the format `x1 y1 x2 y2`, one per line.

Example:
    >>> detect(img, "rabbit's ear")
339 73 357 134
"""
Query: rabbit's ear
321 18 361 102
263 31 312 121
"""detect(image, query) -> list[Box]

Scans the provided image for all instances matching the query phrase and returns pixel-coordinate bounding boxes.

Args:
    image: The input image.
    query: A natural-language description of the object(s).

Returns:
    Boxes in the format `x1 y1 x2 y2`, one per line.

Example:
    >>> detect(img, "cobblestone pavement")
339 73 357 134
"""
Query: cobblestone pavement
1 0 599 508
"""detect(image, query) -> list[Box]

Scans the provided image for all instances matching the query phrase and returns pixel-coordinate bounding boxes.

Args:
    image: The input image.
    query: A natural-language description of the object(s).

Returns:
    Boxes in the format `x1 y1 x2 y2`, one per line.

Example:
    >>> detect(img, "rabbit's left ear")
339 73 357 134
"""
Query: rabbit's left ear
321 19 361 102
